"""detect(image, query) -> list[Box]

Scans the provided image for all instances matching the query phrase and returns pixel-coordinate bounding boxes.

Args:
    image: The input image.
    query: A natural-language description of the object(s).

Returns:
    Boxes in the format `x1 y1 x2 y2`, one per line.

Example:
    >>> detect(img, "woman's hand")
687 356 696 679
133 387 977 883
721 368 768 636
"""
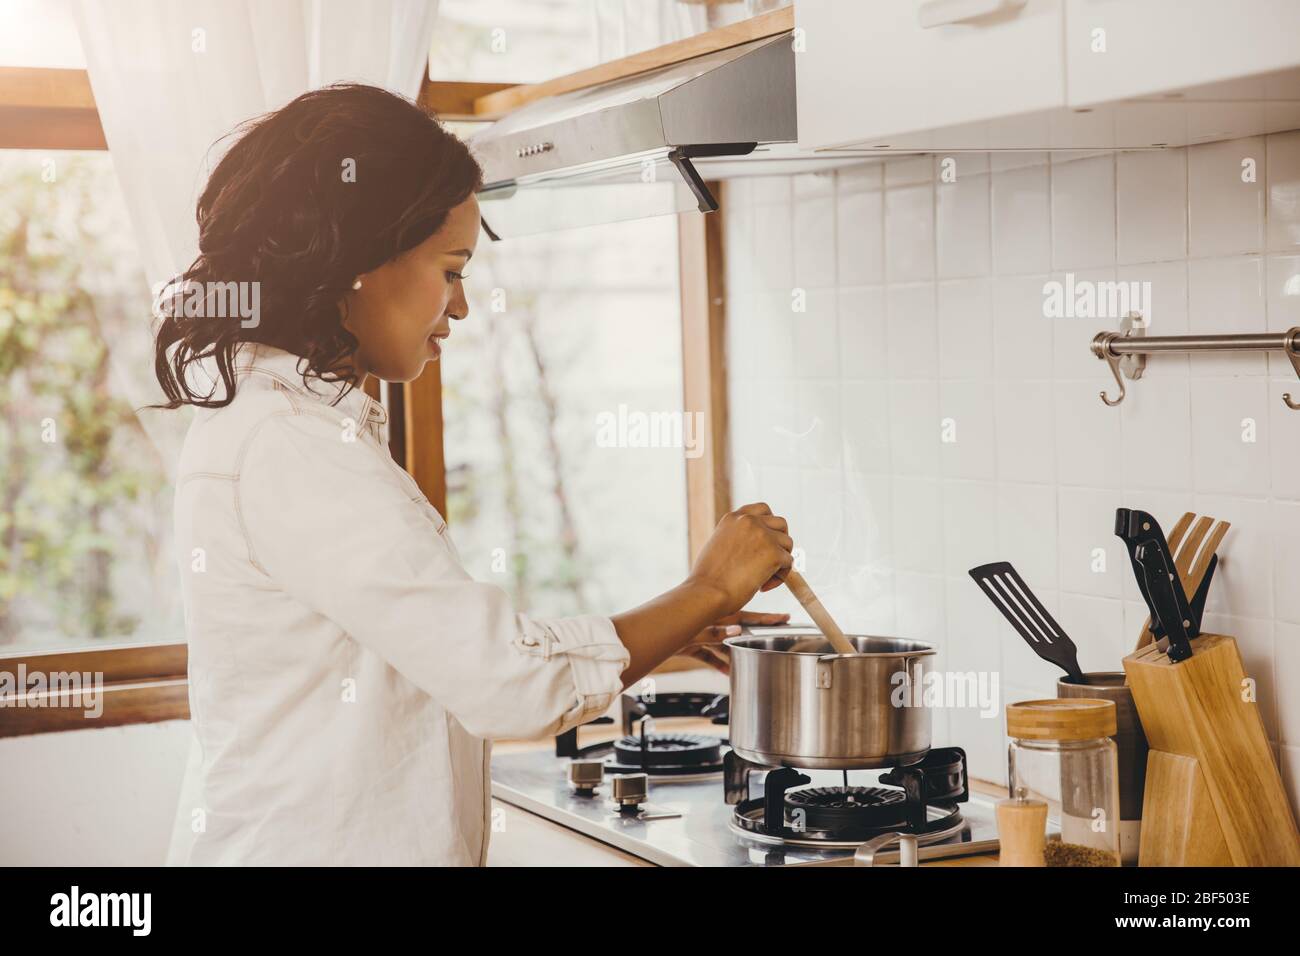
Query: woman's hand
612 503 795 689
678 609 791 674
685 502 794 617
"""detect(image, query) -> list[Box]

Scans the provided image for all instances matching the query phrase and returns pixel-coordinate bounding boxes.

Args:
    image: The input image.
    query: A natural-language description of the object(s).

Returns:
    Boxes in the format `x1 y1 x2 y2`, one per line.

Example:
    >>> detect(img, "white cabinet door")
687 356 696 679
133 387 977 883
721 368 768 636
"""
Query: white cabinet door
1066 0 1300 106
795 0 1067 150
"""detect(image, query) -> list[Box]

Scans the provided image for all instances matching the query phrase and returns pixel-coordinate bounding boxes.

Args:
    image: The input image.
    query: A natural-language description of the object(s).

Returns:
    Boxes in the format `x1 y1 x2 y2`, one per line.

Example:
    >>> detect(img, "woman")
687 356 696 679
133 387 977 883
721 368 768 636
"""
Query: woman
156 84 793 865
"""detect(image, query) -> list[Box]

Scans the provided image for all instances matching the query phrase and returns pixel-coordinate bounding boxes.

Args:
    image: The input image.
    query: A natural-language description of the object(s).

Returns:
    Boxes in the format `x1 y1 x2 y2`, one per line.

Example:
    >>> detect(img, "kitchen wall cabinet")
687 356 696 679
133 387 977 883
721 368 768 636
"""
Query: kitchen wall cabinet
795 0 1300 151
795 0 1068 151
1065 0 1300 106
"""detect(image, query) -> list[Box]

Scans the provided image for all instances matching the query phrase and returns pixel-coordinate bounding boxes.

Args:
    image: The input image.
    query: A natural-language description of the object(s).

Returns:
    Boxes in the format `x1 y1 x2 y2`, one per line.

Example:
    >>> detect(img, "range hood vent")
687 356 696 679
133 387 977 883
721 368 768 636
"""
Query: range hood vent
470 32 864 239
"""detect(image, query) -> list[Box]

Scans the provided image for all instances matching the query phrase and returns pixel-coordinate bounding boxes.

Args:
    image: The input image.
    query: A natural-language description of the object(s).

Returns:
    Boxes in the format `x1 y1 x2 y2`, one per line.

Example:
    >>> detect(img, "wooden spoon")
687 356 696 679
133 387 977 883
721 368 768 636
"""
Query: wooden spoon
783 570 857 655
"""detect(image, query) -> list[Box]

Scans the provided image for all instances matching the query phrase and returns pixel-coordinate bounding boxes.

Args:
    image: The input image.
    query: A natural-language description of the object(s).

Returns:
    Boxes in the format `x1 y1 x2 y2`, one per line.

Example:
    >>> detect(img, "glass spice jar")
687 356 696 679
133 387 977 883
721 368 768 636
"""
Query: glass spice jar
1005 699 1121 867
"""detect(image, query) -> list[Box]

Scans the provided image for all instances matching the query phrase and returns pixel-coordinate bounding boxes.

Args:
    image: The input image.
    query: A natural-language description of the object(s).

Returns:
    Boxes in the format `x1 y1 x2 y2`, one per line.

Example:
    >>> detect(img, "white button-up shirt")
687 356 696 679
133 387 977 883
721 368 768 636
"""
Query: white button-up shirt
166 344 629 865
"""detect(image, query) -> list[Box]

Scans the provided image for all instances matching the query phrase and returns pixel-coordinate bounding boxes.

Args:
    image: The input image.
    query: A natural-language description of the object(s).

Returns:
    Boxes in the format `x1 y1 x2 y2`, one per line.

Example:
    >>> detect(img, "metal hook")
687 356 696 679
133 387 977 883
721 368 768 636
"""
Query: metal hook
1092 323 1144 407
1099 344 1126 407
1284 330 1300 410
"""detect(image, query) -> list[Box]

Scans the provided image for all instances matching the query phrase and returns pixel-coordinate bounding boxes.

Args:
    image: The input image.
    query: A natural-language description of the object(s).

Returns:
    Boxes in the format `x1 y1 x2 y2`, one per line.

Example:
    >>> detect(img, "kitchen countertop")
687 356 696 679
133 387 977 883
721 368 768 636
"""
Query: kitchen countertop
487 719 1002 867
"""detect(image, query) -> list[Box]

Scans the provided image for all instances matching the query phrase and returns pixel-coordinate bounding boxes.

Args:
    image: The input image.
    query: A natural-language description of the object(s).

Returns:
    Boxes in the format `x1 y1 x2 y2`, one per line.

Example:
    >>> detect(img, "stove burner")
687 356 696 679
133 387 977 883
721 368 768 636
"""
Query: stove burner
554 691 730 766
724 747 971 847
612 733 722 768
730 801 968 850
784 786 911 832
785 786 905 810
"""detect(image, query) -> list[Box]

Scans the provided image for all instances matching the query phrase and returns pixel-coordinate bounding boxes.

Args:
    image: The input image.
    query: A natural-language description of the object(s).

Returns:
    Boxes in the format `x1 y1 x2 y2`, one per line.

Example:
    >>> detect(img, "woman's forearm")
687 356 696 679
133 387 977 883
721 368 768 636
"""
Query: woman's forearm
611 579 730 689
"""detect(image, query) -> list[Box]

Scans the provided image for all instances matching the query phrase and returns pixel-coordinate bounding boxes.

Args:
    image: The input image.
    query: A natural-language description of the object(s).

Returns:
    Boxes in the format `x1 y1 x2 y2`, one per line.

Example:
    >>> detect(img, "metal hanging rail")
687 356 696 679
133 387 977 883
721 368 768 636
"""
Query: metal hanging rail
1091 314 1300 410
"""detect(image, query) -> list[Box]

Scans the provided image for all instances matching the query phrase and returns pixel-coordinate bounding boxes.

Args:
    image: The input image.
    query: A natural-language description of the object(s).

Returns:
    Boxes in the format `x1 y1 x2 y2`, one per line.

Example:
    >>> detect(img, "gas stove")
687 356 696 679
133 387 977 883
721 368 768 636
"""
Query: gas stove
491 694 1012 866
725 747 971 853
554 692 729 777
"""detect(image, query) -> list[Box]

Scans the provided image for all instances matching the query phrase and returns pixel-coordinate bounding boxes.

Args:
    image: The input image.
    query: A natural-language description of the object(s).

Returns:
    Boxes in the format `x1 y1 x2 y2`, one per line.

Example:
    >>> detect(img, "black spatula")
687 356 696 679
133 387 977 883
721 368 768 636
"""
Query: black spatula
968 561 1085 683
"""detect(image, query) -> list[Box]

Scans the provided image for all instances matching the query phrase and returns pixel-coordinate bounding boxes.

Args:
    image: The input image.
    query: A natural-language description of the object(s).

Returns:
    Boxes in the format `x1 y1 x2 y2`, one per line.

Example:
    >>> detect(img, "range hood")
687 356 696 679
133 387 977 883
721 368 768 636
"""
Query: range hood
470 32 866 239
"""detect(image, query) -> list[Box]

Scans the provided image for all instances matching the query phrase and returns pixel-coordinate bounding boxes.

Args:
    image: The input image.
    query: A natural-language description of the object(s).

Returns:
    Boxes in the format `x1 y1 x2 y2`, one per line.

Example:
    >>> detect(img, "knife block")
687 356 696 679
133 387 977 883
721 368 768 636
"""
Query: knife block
1122 633 1300 866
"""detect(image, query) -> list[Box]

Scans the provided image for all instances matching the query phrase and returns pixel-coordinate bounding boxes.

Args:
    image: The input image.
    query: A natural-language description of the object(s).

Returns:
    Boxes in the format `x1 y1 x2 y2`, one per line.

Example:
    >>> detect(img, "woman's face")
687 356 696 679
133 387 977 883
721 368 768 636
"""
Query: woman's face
342 194 481 383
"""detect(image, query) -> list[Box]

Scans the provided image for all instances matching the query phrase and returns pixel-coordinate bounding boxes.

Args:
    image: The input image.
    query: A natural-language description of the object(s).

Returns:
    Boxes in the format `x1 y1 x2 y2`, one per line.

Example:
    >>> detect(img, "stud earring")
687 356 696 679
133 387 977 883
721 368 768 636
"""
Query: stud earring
351 278 363 291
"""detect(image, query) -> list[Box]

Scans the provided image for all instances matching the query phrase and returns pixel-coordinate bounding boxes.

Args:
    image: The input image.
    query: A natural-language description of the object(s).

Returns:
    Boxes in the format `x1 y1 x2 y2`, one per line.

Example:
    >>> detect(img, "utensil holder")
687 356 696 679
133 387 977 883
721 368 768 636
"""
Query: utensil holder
1058 673 1147 865
1123 632 1300 866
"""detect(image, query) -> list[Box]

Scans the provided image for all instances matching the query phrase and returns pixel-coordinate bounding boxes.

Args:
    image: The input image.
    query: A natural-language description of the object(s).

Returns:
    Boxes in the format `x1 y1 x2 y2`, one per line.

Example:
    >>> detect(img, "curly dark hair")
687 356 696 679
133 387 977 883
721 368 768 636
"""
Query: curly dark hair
153 83 483 408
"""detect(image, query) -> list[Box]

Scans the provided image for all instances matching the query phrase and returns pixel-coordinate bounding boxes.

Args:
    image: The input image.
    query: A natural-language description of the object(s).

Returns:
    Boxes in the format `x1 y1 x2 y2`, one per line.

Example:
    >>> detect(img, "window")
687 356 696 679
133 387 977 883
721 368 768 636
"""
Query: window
0 149 187 651
432 1 692 617
441 214 689 616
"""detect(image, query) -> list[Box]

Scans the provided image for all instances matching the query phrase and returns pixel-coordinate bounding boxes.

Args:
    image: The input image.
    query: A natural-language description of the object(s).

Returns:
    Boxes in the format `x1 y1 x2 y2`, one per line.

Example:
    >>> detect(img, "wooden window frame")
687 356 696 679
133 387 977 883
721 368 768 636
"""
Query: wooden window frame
0 5 767 730
0 644 188 737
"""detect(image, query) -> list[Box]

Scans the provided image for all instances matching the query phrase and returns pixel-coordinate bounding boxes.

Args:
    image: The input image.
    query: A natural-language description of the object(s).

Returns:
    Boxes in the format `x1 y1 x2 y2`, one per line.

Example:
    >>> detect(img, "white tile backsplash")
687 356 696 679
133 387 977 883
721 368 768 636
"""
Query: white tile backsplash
1190 379 1271 496
938 380 997 480
1116 148 1188 264
995 482 1058 592
1056 485 1126 598
937 278 994 380
1051 154 1117 271
752 201 793 290
937 173 991 279
1054 379 1123 488
995 379 1055 484
836 188 884 287
1188 255 1268 375
942 480 998 577
1188 137 1266 257
841 380 890 474
1267 131 1300 251
1119 376 1193 491
791 289 839 379
885 184 935 282
992 274 1054 376
725 135 1300 788
885 283 938 379
1265 252 1300 335
794 195 837 289
891 475 943 574
991 163 1052 275
837 286 887 380
887 380 940 476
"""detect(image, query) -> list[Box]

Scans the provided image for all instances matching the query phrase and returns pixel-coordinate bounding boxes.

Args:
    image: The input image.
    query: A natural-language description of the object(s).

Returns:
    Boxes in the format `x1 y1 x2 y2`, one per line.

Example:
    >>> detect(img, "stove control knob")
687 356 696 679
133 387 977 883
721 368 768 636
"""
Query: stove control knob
569 759 604 794
611 772 648 809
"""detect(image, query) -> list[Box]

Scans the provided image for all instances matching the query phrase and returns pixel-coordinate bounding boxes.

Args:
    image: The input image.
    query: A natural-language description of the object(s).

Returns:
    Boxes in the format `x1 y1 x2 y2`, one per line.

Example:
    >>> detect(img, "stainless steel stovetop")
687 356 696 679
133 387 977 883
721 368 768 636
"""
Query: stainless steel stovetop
491 746 1008 867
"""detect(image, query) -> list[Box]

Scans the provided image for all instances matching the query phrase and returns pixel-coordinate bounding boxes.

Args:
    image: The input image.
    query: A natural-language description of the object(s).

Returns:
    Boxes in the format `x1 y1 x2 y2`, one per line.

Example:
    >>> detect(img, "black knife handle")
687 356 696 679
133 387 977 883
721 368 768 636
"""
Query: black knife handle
1115 508 1166 638
1134 538 1196 662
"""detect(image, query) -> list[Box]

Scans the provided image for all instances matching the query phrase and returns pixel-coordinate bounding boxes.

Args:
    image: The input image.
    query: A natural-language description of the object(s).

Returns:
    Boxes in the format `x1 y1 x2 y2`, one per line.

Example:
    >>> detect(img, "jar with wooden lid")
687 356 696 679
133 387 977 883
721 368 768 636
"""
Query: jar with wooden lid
1003 699 1121 867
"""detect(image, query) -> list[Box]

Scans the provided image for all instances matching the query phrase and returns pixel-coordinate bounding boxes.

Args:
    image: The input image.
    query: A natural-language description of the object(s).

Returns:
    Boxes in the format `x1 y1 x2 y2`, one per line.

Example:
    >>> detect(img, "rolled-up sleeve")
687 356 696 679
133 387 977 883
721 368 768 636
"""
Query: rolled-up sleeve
235 408 630 740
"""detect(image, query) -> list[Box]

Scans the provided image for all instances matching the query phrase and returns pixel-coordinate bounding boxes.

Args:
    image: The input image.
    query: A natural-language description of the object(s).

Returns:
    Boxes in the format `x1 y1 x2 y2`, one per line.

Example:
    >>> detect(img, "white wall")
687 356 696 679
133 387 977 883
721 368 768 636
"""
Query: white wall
724 133 1300 809
0 720 191 865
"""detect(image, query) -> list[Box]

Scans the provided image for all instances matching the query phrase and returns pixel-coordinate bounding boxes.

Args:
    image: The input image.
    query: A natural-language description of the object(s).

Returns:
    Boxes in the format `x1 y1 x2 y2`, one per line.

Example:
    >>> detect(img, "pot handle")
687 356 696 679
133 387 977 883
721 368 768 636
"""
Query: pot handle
815 649 866 688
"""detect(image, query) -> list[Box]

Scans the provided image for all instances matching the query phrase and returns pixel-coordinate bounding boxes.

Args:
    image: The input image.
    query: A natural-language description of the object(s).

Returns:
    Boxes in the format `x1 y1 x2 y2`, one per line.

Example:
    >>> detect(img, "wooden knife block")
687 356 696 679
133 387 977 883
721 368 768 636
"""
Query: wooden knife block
1123 633 1300 866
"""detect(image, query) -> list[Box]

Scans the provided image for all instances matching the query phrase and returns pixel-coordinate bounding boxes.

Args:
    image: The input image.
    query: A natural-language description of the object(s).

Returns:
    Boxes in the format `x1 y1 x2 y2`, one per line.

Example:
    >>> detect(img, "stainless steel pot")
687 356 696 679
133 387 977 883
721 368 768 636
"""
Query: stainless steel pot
724 628 937 770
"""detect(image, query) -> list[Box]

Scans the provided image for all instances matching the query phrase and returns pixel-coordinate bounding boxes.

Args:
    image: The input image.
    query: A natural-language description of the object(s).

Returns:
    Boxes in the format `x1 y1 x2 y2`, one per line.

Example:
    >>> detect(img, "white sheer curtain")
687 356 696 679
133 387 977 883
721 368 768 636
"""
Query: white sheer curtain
68 0 439 489
71 0 440 300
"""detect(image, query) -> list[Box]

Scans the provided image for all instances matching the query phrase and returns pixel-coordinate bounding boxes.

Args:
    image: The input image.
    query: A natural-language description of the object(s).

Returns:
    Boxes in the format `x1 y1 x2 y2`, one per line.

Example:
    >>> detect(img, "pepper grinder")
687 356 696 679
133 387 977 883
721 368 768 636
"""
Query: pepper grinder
996 788 1048 867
